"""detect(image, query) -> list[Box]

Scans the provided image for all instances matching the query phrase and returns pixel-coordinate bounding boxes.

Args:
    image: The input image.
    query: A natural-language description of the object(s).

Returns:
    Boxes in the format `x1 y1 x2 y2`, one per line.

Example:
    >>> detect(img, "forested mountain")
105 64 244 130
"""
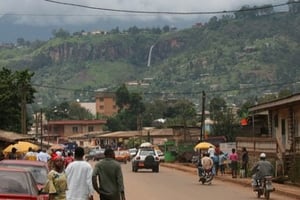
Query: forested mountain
1 4 300 109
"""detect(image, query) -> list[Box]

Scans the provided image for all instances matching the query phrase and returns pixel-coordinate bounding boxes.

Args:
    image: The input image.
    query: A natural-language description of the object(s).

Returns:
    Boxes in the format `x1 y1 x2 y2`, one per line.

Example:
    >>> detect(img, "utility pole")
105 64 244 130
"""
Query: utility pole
21 84 27 134
40 109 43 149
200 91 206 142
35 112 38 139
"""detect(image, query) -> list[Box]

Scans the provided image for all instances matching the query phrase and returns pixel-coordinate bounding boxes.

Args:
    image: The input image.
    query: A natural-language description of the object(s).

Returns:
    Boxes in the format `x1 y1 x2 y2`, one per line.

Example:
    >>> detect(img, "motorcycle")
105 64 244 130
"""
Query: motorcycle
254 176 275 200
198 167 213 185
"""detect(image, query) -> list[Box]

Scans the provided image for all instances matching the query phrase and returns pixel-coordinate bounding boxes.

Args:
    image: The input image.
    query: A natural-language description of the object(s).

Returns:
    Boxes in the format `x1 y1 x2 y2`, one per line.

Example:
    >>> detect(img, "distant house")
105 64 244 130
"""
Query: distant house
192 22 203 28
46 120 106 144
66 128 174 149
67 131 108 147
96 128 174 148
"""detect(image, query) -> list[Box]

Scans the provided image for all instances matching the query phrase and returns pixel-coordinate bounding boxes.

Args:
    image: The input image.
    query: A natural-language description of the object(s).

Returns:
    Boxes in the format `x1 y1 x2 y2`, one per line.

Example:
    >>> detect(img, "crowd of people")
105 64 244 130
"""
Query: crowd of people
197 144 273 186
2 145 126 200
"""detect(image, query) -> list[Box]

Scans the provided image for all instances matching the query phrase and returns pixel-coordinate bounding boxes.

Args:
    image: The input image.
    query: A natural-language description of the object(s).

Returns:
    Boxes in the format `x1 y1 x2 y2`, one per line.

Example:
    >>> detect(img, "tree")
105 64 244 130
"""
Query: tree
44 101 94 120
68 102 94 120
127 26 140 34
52 28 70 38
142 100 168 127
162 25 170 33
171 99 197 127
115 84 130 110
209 97 238 140
209 97 227 122
258 93 277 104
278 89 292 99
0 68 35 133
111 26 120 34
16 38 25 46
288 0 300 14
106 85 145 131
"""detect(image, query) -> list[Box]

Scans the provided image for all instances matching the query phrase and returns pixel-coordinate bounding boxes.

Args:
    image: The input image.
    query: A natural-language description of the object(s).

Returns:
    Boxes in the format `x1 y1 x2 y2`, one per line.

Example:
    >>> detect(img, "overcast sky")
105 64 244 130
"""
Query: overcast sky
0 0 288 27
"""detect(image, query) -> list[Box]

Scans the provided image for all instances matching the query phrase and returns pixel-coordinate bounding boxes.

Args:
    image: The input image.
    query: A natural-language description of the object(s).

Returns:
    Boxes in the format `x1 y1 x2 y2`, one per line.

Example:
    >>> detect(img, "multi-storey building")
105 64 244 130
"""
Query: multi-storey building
95 92 118 118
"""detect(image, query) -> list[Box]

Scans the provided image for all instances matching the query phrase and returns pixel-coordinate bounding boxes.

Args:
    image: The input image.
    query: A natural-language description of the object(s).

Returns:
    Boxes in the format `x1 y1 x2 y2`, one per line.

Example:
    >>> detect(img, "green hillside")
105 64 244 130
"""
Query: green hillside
1 8 300 108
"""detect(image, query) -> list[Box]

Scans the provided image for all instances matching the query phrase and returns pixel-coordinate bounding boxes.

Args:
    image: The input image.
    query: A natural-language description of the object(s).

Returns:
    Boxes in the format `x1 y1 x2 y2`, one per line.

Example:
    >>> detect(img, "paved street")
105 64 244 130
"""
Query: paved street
90 161 298 200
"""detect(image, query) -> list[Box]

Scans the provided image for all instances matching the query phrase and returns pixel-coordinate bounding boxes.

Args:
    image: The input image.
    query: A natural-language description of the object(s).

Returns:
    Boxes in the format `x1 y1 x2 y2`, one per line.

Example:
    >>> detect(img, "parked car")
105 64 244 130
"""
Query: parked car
0 166 47 200
114 150 130 163
131 147 160 172
85 149 105 161
0 159 49 199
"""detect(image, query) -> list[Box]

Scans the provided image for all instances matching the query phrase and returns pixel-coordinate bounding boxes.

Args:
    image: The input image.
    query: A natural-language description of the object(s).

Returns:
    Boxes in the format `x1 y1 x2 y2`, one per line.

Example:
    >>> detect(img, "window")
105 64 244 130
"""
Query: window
99 97 104 102
88 126 94 132
100 105 104 110
72 127 78 133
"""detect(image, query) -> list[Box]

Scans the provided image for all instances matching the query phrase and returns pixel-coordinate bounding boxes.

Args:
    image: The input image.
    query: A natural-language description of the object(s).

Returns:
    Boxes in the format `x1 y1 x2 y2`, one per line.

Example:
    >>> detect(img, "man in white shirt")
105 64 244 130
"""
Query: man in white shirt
207 146 215 158
65 147 94 200
37 149 51 163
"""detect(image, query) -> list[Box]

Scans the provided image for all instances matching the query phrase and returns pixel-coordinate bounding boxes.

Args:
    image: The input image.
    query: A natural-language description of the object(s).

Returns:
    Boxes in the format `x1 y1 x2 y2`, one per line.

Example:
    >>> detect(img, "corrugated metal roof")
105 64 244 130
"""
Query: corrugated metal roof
249 93 300 113
0 130 34 143
98 128 173 138
48 120 106 125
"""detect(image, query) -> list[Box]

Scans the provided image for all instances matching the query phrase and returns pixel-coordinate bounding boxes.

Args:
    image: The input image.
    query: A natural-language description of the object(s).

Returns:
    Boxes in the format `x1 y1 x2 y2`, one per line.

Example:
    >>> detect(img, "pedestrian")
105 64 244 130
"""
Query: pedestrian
8 147 18 160
43 155 68 200
48 149 58 170
213 144 221 175
65 147 94 200
64 151 74 168
219 152 227 175
229 148 238 178
207 145 215 158
51 149 58 160
24 147 37 161
240 147 249 178
37 149 51 163
92 148 126 200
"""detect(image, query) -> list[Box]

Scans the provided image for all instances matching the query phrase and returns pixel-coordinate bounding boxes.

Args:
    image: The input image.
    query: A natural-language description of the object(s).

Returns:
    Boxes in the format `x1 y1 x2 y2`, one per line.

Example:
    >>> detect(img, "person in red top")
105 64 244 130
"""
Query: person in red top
64 151 74 168
229 148 238 178
48 149 57 170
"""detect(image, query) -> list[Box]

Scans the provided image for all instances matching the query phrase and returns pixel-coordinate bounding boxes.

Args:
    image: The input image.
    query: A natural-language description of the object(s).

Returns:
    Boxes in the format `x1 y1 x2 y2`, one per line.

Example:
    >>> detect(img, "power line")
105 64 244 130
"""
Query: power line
44 0 299 15
32 80 300 95
0 12 156 17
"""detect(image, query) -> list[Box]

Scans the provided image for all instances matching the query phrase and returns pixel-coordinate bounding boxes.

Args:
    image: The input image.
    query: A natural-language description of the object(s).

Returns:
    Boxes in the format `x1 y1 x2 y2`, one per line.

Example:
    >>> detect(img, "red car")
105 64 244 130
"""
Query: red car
0 160 49 199
0 167 45 199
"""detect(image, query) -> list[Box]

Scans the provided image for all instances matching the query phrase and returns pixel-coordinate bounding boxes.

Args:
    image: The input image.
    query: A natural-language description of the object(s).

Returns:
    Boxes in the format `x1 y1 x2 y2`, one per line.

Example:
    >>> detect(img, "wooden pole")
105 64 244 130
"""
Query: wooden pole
40 109 43 149
200 91 206 142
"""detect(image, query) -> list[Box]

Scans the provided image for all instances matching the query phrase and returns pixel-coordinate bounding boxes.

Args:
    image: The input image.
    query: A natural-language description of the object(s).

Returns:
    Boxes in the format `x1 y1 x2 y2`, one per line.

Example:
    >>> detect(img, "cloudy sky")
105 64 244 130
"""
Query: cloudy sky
0 0 287 27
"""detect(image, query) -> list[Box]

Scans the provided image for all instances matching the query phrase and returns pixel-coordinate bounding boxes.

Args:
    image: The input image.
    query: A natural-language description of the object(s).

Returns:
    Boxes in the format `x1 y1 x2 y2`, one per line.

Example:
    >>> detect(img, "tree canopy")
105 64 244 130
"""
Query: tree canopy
0 68 36 133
